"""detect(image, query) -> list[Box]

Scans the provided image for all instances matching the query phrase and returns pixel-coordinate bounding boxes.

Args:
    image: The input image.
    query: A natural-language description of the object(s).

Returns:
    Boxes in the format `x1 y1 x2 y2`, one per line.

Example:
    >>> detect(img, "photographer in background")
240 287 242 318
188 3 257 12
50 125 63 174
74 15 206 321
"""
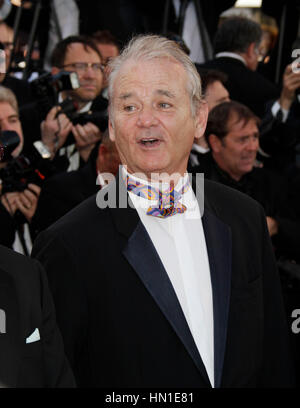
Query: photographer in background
20 35 107 171
0 86 40 254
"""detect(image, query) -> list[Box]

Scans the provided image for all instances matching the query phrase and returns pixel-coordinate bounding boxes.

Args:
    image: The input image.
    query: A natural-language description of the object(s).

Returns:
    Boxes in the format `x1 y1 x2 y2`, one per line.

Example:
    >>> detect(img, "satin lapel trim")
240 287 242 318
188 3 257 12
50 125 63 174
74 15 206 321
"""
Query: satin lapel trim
123 220 211 385
202 209 232 389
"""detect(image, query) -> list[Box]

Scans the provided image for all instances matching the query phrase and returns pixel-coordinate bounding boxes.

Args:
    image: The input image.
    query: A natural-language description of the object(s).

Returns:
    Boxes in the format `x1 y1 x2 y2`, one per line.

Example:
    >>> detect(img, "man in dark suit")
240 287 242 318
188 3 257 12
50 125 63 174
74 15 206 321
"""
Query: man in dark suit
197 100 300 261
200 16 280 118
0 244 75 387
32 34 295 388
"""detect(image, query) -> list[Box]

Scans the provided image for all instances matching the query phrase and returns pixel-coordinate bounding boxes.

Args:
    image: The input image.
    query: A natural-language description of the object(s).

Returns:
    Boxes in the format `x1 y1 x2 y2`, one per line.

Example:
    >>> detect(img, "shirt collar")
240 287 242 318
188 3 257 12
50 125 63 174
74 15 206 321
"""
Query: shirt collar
122 165 190 196
215 52 246 66
192 143 210 154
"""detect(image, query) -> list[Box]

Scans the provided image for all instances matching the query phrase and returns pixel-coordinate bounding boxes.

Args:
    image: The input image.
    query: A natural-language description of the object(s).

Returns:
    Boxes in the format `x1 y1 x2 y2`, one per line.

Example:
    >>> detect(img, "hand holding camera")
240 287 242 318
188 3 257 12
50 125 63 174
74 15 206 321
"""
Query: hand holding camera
1 183 41 222
72 121 102 162
40 106 73 159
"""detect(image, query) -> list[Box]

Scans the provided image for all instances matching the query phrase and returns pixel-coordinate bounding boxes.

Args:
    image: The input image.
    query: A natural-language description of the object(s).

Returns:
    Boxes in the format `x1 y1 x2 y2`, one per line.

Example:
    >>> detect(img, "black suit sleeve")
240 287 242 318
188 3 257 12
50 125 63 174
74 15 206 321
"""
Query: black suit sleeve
31 232 89 385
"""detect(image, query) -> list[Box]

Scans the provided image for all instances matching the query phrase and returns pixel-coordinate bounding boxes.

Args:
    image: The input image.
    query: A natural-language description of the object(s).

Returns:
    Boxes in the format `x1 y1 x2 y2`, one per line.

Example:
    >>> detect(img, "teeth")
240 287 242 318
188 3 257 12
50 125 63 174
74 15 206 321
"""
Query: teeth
141 139 158 144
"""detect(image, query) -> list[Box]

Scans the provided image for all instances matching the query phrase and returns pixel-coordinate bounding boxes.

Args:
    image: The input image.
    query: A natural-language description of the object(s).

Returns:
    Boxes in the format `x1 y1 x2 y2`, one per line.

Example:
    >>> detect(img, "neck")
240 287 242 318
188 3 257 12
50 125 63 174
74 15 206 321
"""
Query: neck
124 166 186 186
194 137 208 149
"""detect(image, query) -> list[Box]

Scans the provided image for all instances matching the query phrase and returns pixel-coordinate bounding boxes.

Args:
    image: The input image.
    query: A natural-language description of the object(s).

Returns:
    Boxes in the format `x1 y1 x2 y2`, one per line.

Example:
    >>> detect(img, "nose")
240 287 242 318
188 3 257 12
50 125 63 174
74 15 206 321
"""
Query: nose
136 107 158 128
246 136 259 152
83 66 97 79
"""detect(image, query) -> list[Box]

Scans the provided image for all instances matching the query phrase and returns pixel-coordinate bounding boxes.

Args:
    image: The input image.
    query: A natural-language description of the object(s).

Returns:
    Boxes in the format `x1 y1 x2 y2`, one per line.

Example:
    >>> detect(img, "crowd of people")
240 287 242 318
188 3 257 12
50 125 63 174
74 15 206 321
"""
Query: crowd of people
0 0 299 388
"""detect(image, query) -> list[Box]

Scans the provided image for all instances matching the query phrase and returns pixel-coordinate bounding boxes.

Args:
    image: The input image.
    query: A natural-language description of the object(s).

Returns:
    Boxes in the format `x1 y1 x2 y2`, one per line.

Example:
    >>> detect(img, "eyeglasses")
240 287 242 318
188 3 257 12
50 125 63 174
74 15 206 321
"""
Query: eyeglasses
2 42 13 51
61 62 104 74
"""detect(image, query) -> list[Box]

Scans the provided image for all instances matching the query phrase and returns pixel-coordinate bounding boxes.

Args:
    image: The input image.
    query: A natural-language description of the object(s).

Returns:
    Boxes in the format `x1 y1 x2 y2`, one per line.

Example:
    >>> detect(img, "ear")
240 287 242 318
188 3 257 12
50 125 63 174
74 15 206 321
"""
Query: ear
208 134 223 153
194 101 208 140
247 42 256 56
108 119 115 142
51 67 60 75
243 42 257 71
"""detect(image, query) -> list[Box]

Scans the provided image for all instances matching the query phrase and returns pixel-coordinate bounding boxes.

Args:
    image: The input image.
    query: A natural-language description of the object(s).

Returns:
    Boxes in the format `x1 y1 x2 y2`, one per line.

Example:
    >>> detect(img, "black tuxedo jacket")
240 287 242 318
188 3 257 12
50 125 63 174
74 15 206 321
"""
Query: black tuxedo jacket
31 175 295 387
31 159 98 237
0 245 75 387
199 57 280 118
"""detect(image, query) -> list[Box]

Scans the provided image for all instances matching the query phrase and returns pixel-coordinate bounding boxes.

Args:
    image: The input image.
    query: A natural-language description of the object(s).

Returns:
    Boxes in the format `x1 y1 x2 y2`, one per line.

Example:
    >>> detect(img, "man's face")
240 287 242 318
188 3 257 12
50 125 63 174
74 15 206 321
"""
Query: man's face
211 117 259 181
205 80 230 111
0 101 24 158
59 43 103 103
109 58 207 179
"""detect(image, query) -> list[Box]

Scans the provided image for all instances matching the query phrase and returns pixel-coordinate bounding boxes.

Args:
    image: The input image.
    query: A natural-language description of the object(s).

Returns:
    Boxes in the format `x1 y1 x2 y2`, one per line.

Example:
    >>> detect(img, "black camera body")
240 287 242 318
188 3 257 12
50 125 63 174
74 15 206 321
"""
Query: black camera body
0 130 20 162
31 70 80 119
0 130 57 194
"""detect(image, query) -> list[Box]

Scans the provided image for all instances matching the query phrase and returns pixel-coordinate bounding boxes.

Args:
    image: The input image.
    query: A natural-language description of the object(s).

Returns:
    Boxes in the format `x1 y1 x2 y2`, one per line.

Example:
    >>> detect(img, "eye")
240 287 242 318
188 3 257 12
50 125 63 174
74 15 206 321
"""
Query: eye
158 102 171 109
124 105 136 112
239 137 249 144
9 118 19 124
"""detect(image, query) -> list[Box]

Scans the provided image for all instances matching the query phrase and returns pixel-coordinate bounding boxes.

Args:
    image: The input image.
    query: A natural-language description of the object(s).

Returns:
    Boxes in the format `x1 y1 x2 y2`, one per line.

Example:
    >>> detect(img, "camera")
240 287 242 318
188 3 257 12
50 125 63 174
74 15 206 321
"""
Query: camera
0 130 57 194
54 96 108 147
57 97 108 131
0 130 20 162
30 70 80 118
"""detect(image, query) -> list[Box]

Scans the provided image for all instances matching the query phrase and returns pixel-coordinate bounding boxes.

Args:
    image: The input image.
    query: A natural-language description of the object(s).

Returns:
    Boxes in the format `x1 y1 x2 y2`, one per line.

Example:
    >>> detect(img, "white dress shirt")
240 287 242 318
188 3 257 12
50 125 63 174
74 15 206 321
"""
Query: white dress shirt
124 167 215 387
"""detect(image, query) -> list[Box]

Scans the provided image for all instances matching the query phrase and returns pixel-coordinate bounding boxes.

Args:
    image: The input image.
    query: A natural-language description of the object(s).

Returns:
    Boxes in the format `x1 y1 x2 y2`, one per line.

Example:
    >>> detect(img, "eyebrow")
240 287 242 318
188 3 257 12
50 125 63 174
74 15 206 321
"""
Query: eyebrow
118 92 133 100
118 89 176 100
0 114 19 122
155 89 176 98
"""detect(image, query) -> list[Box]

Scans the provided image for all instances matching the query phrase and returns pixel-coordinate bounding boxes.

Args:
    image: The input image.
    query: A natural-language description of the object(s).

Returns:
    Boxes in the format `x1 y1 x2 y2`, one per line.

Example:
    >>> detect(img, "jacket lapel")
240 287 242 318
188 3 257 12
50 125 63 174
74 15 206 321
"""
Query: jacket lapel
200 181 232 388
108 172 211 385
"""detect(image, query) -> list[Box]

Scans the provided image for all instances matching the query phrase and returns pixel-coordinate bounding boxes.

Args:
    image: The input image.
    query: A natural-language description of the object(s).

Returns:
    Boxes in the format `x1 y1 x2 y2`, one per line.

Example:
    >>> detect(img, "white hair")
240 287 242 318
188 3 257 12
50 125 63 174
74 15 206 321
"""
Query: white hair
0 85 18 114
108 34 203 119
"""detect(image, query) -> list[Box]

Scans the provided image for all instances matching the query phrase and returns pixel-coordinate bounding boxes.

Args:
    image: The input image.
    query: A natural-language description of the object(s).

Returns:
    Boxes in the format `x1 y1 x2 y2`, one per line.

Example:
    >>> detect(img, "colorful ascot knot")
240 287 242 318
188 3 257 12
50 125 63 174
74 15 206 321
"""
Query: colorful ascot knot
126 175 190 218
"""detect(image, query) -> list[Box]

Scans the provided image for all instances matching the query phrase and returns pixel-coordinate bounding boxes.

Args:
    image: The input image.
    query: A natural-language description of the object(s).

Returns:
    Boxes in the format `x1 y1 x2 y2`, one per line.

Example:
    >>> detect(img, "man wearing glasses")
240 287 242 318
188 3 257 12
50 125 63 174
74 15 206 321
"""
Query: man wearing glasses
20 35 107 170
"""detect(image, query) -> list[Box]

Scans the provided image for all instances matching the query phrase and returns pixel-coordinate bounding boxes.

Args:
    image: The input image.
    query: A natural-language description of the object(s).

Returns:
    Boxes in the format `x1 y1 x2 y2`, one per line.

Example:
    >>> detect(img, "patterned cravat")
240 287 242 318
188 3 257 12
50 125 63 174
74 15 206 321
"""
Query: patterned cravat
126 175 189 218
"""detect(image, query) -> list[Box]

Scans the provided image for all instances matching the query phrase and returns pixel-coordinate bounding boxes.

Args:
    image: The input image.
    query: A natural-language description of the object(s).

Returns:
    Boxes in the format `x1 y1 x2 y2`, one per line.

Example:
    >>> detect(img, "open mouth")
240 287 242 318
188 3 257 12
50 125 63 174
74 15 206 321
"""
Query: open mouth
139 138 161 147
